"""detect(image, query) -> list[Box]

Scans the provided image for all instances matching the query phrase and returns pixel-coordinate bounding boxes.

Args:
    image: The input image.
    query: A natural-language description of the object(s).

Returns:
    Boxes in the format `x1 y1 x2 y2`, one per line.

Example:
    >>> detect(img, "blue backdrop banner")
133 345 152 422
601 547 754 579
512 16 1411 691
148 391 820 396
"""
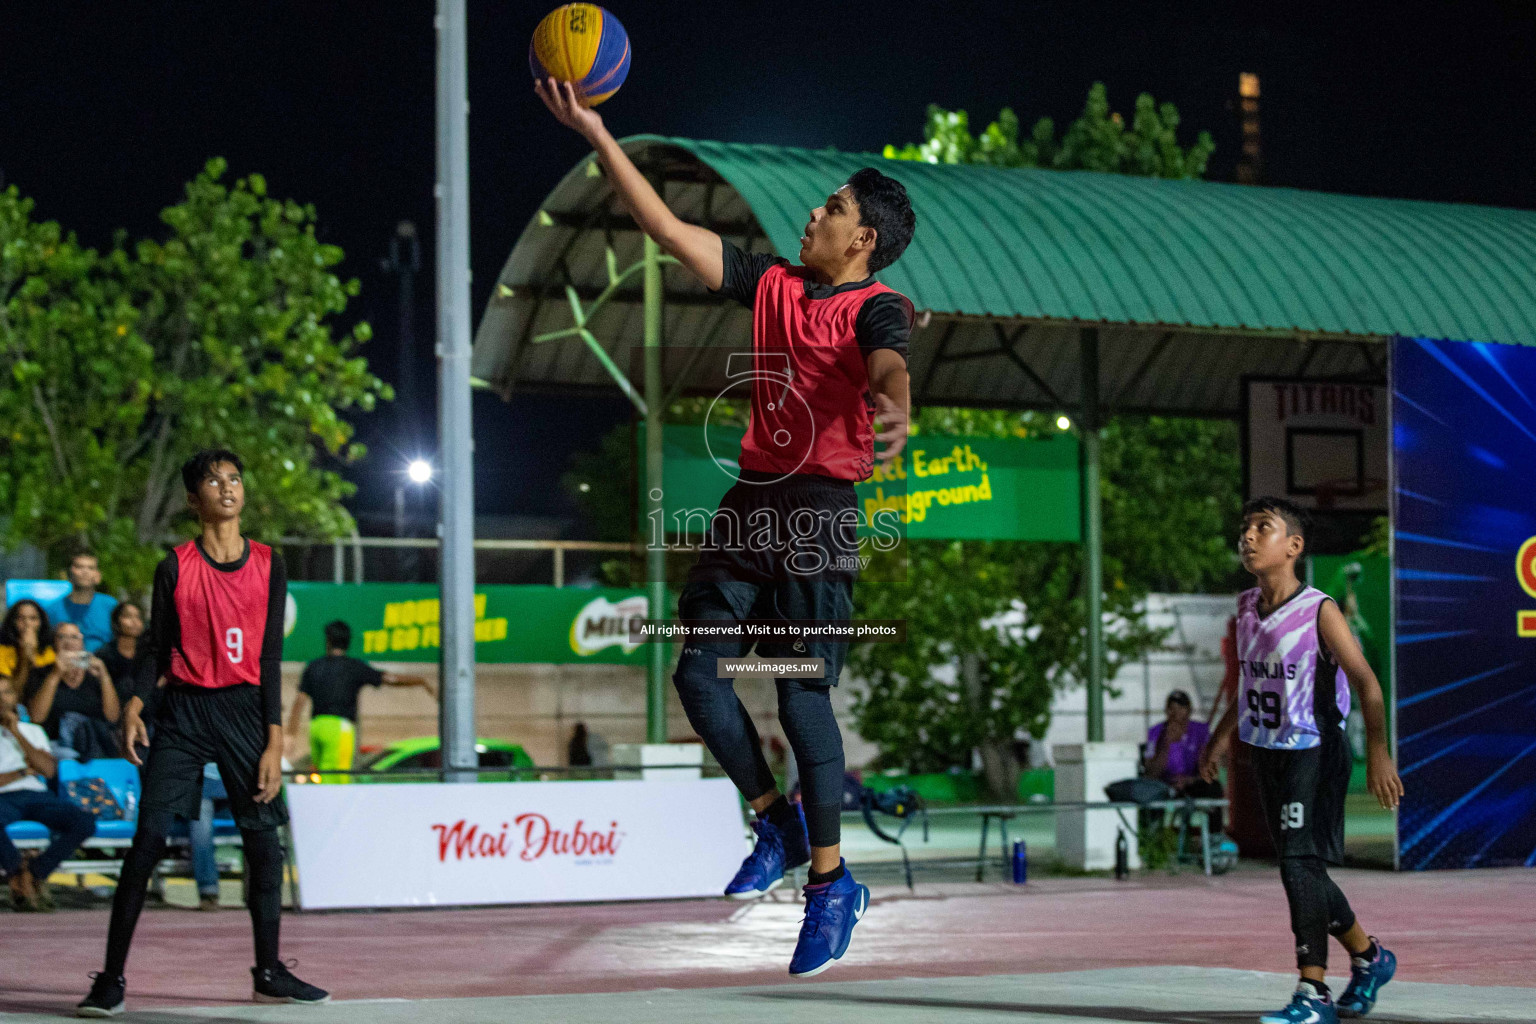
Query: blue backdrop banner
1392 336 1536 870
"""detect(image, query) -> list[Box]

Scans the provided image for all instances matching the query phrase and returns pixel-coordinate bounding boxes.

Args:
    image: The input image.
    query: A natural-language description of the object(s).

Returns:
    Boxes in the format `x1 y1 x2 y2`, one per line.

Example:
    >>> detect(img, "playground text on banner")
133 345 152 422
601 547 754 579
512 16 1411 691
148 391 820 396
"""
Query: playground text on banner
642 424 1080 542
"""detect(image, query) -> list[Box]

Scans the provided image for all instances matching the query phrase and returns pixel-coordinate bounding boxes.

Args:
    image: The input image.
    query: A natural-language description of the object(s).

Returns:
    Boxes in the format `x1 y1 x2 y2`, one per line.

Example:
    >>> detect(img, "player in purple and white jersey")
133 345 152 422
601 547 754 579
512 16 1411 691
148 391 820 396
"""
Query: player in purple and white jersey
1202 497 1403 1024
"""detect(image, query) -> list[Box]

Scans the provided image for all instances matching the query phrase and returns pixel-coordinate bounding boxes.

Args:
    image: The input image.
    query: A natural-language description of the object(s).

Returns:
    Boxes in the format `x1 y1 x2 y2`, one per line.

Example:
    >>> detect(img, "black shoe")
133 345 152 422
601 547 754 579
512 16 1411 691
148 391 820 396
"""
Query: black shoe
76 973 125 1018
252 961 331 1005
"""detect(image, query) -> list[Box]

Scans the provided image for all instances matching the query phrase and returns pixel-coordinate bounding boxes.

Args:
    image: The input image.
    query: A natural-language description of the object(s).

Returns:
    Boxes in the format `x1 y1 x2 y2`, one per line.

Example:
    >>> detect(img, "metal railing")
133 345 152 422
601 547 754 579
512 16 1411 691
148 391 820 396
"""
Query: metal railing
275 534 640 586
282 763 718 784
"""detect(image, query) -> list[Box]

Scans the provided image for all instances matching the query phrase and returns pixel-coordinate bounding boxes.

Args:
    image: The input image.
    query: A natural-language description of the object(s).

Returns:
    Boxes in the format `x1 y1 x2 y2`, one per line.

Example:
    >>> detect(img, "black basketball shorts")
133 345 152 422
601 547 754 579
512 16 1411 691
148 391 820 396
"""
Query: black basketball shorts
138 683 288 832
1248 726 1350 865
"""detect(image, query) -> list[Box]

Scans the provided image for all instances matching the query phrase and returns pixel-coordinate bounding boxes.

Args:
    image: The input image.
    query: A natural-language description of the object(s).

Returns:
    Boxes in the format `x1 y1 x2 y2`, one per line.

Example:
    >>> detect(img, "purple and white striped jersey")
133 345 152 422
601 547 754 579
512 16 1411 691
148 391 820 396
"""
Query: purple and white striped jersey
1235 585 1350 750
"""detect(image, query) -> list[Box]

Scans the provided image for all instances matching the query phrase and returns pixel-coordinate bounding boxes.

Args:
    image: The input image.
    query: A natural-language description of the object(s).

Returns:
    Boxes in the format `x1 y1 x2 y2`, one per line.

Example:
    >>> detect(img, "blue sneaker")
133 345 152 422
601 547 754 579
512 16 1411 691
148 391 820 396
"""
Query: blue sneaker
1338 940 1396 1018
788 861 869 978
724 807 810 900
1259 983 1338 1024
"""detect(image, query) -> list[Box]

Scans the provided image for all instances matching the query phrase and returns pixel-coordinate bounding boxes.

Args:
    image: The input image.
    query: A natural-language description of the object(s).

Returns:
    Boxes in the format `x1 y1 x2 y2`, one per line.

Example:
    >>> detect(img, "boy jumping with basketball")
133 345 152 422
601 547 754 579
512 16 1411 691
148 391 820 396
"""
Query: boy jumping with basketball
538 79 916 976
78 450 328 1017
1201 498 1404 1023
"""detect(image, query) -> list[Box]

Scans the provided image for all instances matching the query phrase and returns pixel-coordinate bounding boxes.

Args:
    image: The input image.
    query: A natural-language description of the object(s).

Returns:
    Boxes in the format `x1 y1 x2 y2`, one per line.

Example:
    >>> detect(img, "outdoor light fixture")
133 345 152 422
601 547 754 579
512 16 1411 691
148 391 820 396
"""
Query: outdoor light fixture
407 459 434 484
1056 415 1072 430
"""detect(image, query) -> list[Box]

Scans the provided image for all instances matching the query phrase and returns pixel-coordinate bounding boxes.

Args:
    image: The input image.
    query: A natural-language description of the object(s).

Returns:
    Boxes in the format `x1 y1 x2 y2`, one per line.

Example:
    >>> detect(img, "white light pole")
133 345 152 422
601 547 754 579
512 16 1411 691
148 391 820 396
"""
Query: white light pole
436 0 476 784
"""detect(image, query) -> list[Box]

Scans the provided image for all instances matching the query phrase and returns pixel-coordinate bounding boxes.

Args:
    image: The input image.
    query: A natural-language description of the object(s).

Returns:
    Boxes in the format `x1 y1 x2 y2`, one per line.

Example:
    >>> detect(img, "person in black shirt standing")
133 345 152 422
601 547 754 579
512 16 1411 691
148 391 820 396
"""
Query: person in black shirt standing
285 621 434 778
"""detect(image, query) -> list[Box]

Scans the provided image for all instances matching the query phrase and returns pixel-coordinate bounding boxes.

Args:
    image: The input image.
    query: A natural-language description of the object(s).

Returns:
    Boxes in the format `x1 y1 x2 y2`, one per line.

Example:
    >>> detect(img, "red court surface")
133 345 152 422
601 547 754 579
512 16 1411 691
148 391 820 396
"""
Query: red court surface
3 866 1533 1016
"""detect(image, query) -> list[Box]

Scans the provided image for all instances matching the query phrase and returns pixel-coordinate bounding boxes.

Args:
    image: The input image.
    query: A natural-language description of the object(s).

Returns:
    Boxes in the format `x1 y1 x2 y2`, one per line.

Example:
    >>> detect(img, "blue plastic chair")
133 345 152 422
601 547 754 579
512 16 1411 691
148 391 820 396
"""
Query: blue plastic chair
4 820 50 842
58 758 141 841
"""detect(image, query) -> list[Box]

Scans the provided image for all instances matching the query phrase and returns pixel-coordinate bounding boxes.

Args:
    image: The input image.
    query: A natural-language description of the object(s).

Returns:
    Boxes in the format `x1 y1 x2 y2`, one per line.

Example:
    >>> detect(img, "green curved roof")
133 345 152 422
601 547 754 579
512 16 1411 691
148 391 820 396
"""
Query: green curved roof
473 137 1536 416
660 136 1536 344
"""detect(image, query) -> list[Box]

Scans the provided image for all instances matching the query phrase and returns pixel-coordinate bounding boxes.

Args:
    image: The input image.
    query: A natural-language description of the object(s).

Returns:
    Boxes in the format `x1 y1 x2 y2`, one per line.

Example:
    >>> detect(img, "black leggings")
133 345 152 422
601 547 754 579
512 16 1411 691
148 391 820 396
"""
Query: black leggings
104 810 285 976
674 667 845 847
672 580 846 846
1279 855 1357 969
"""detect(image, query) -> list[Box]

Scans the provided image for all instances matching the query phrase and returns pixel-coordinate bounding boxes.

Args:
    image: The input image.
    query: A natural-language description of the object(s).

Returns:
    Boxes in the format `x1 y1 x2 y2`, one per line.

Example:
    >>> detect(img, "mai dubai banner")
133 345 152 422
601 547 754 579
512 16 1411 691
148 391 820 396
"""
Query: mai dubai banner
1391 336 1536 870
283 584 647 665
641 424 1080 542
288 778 746 908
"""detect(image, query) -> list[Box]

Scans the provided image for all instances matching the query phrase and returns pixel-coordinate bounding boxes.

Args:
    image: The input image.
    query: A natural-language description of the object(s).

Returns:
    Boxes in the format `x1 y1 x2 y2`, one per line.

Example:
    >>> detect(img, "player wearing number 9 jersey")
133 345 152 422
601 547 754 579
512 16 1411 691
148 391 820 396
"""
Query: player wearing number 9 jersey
1202 497 1403 1024
79 449 328 1018
154 532 285 706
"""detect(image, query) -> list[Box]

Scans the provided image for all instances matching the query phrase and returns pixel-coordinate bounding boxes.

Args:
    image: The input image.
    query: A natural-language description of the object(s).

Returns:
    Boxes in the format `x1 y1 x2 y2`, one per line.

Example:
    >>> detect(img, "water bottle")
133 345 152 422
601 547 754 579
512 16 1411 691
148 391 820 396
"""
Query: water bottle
124 787 138 823
1011 840 1028 884
1114 830 1129 880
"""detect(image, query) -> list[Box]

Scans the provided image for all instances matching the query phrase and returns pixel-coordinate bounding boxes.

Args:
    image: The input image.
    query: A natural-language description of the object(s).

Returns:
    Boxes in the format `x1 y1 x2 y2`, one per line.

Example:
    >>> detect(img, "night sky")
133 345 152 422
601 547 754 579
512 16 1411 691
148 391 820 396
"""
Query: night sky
3 1 1532 534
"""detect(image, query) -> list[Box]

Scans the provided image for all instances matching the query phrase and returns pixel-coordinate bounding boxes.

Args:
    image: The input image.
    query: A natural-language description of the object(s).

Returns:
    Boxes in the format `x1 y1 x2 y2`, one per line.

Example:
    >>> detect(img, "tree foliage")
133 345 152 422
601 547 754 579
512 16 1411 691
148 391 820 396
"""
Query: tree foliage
884 82 1215 179
0 160 388 594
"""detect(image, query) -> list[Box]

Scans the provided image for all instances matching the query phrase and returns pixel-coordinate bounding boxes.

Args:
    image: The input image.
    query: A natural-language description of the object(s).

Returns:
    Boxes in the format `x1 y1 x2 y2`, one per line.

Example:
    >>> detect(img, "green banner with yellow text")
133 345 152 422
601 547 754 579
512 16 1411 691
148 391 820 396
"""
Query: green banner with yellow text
283 584 649 664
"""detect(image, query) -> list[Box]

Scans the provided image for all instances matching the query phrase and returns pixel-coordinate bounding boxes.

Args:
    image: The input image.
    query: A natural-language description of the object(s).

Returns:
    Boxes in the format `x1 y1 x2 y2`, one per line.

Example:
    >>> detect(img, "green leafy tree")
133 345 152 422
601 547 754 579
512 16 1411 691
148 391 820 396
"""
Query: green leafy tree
0 160 389 594
884 82 1214 179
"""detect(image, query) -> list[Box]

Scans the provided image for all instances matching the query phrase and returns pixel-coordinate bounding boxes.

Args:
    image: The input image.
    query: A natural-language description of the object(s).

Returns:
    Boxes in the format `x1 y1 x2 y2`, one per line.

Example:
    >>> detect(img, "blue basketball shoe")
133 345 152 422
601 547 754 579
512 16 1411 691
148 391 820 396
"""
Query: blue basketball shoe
1338 940 1396 1018
788 861 870 978
724 806 810 899
1259 982 1338 1024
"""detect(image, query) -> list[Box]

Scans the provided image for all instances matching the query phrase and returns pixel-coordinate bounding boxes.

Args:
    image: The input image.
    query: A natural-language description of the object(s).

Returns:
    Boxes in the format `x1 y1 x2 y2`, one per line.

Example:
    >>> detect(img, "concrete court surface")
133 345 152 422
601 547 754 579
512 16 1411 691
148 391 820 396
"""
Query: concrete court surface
3 866 1533 1022
2 969 1534 1024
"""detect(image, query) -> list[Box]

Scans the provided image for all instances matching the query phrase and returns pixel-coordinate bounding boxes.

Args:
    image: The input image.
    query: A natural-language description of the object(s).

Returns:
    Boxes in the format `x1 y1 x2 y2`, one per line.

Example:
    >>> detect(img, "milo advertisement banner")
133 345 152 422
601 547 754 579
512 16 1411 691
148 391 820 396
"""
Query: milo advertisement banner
283 584 647 665
642 425 1079 542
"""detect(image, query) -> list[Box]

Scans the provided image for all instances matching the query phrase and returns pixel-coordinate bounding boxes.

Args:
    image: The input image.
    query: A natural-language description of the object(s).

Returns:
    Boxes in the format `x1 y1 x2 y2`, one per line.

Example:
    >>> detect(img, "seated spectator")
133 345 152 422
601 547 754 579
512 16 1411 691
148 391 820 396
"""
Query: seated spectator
1 599 57 690
1144 690 1224 832
42 551 118 652
23 622 121 759
0 676 97 912
97 601 157 716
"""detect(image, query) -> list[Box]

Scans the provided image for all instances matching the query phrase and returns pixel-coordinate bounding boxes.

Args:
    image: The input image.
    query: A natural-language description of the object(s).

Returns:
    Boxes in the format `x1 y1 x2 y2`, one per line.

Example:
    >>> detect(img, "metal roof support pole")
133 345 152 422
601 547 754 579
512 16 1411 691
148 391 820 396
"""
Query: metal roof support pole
643 234 669 745
525 235 681 742
435 0 477 783
1080 327 1106 743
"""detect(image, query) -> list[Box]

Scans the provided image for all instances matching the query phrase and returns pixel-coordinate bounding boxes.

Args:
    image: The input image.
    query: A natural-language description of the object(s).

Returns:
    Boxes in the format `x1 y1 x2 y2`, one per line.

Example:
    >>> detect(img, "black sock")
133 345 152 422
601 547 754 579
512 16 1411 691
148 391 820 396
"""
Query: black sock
759 796 798 834
1300 979 1331 998
1355 939 1379 963
807 863 845 886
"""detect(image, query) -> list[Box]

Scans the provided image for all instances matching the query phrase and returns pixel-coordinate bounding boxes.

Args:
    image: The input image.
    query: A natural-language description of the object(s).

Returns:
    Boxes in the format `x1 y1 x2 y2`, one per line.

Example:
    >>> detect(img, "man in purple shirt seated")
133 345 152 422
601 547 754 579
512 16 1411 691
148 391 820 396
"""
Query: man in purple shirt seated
1144 690 1224 832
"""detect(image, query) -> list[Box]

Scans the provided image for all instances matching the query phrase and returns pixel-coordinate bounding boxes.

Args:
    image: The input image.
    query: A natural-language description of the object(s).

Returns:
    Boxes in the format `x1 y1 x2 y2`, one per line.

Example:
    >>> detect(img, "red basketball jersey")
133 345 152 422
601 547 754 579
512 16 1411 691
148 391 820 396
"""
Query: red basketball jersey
739 263 906 482
167 539 274 690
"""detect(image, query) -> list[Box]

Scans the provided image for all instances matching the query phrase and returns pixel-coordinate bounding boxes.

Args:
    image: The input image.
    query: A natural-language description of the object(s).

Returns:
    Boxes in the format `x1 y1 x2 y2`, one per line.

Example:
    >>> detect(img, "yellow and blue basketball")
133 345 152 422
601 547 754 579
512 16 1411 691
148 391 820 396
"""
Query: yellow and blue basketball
529 4 631 108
